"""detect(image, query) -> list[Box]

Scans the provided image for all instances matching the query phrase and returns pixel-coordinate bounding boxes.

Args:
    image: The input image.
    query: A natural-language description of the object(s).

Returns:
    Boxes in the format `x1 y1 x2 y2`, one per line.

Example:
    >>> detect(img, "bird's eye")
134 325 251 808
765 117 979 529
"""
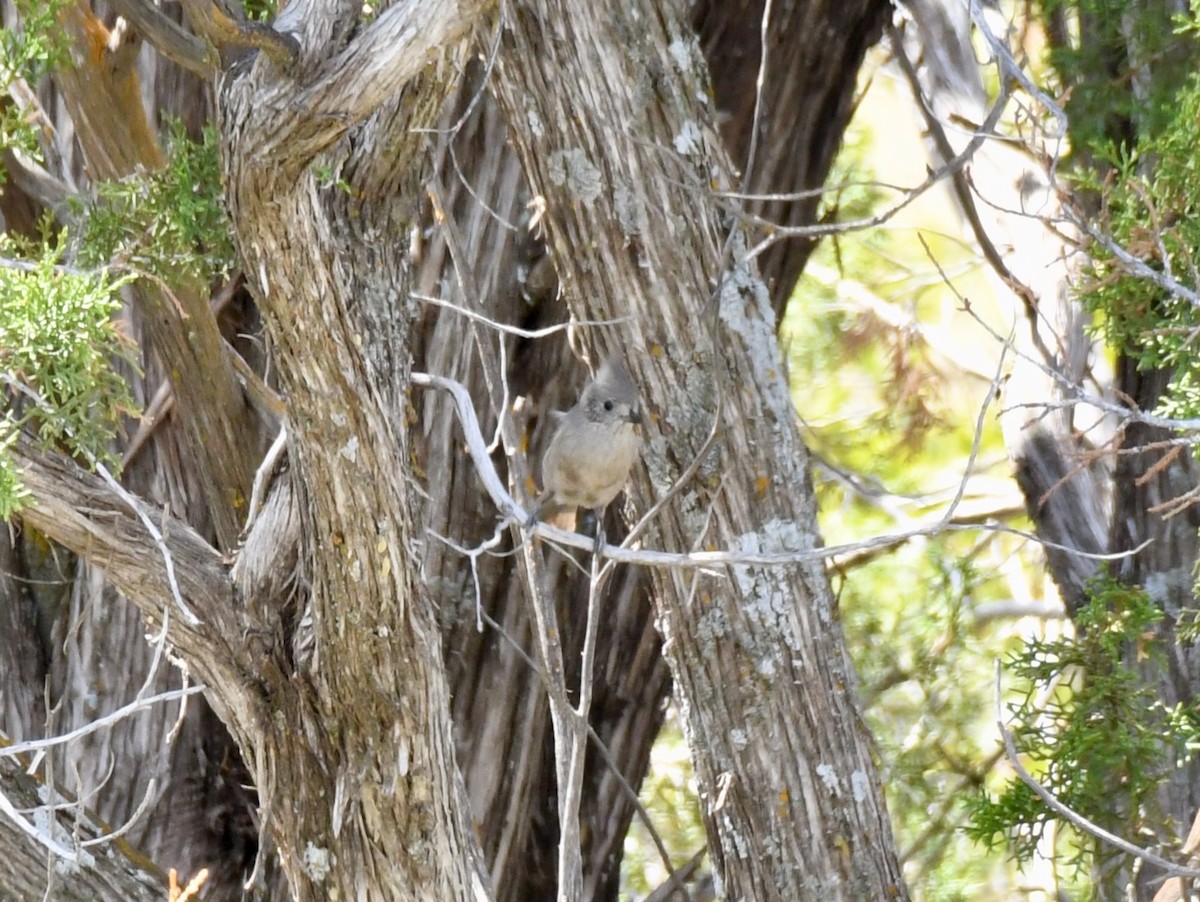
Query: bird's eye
603 400 614 412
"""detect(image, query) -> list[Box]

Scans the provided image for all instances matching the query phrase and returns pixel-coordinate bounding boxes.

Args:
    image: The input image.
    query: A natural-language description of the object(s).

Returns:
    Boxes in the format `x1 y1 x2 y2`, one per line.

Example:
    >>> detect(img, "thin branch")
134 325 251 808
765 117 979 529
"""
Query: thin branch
475 606 685 893
0 780 79 862
728 75 1015 267
0 686 203 866
957 281 1200 435
79 778 158 848
740 0 773 192
425 522 507 632
644 848 706 902
418 179 594 896
1075 213 1200 311
916 240 1009 524
558 549 607 899
971 599 1067 623
828 499 1027 571
516 528 580 900
1 687 205 760
994 661 1200 879
412 292 630 339
890 18 1055 367
2 148 74 223
411 371 1149 569
622 396 723 553
98 461 200 624
413 1 508 139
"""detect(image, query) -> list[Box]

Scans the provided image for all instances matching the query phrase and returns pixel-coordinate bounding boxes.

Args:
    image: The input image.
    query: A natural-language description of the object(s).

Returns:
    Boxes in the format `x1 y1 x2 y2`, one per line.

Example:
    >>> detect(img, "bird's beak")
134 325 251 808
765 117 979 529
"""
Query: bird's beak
628 409 643 426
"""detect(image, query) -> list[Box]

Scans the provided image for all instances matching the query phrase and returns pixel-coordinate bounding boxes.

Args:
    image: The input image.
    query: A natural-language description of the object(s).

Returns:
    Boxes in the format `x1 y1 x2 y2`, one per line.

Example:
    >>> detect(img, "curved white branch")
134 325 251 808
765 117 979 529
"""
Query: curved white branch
995 662 1200 880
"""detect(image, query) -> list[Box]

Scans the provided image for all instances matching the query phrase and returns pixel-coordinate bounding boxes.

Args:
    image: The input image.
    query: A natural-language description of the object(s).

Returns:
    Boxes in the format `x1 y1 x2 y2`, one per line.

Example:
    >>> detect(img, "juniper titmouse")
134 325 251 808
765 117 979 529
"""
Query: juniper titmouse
531 358 643 540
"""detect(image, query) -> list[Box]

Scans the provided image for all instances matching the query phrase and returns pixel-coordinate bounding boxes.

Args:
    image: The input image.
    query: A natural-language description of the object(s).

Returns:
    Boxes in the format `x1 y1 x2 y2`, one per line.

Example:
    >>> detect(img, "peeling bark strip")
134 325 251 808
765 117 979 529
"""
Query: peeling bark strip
494 3 906 899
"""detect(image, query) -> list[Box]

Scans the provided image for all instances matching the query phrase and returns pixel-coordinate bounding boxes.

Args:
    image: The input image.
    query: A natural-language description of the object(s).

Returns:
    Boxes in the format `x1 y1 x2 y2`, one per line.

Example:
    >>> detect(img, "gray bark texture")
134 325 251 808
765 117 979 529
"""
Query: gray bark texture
0 0 906 899
491 2 904 898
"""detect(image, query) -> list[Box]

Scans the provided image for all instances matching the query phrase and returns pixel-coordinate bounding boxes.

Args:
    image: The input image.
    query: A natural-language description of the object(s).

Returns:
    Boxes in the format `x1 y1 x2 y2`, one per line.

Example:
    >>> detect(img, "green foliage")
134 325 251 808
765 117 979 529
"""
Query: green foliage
965 578 1175 880
1039 0 1197 155
1058 6 1200 422
79 122 235 285
0 0 71 172
242 0 279 22
0 114 228 522
1073 73 1200 420
0 0 67 80
0 422 31 518
841 542 1029 899
0 232 137 516
312 161 353 195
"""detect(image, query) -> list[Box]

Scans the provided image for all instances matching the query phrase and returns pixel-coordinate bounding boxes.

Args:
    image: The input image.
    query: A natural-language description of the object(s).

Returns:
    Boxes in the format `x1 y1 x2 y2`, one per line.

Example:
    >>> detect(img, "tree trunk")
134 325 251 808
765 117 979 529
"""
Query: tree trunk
214 1 490 897
1 0 907 899
492 1 906 898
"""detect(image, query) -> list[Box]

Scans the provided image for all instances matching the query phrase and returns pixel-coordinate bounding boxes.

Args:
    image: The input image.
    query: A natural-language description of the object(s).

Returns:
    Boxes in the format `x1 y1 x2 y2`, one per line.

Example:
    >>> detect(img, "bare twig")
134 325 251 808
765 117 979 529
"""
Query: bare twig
475 606 685 892
411 371 1149 569
1 687 206 760
890 18 1056 367
425 522 508 631
559 550 609 899
741 0 774 192
968 0 1068 139
731 75 1015 266
0 686 204 864
412 292 630 339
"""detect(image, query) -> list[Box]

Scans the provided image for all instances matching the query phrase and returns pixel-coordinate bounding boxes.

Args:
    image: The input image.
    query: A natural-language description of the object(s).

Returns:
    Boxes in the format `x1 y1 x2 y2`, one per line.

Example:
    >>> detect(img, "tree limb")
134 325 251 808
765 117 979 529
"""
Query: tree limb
177 0 300 68
105 0 215 77
262 0 488 164
11 439 238 672
0 756 164 901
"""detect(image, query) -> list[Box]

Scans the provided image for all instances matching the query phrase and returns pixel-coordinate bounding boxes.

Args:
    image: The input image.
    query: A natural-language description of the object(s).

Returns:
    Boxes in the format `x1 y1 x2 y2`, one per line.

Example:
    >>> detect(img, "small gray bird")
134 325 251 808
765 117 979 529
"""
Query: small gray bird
531 357 643 548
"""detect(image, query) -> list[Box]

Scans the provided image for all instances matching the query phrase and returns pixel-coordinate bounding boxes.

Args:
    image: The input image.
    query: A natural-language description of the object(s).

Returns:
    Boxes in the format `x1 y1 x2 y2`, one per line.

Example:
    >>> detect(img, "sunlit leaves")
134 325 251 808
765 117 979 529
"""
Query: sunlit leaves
0 233 137 513
79 123 235 285
966 580 1172 883
0 0 71 175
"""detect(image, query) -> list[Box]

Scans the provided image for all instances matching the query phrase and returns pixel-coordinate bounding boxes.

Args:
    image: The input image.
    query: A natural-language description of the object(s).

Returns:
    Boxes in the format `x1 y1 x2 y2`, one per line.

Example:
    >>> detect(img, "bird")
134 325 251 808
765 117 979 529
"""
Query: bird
530 357 643 553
